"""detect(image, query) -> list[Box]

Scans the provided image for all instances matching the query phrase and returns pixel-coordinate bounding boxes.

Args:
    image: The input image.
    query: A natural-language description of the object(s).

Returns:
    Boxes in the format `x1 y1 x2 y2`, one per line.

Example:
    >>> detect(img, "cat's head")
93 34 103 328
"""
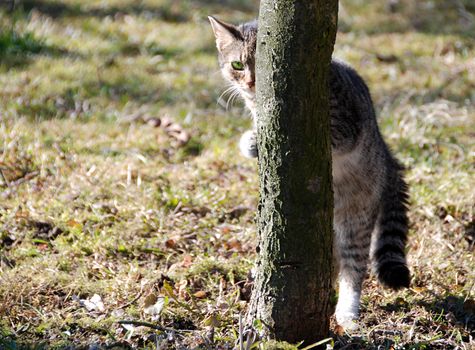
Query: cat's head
208 16 257 103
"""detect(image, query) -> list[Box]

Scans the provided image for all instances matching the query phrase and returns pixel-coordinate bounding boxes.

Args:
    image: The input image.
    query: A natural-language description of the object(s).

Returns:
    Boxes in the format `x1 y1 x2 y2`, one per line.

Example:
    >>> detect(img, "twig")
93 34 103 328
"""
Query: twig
118 320 167 331
239 314 244 350
455 0 475 26
10 171 39 187
0 167 10 187
9 0 16 34
117 320 194 333
118 290 143 309
1 171 39 198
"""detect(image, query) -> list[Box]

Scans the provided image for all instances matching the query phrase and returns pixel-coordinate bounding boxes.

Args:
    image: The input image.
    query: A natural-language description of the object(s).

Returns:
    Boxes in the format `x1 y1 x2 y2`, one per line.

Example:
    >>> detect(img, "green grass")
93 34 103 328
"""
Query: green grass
0 0 474 349
0 30 45 55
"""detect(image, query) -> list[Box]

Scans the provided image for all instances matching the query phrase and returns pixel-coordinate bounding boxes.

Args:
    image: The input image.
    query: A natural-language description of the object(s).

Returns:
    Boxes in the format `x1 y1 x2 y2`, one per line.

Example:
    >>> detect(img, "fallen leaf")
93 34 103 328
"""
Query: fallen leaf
181 255 193 268
80 294 105 312
411 286 426 294
67 219 82 229
165 239 176 249
203 313 220 327
144 296 166 316
177 280 188 299
147 117 161 127
193 291 207 299
15 210 30 219
155 116 191 146
224 239 242 251
220 226 231 234
161 280 176 298
143 293 158 308
375 53 399 63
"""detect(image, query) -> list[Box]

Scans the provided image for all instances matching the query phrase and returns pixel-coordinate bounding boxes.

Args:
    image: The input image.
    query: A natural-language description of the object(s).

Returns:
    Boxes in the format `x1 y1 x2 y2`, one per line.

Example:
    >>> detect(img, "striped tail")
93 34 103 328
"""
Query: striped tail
373 162 411 290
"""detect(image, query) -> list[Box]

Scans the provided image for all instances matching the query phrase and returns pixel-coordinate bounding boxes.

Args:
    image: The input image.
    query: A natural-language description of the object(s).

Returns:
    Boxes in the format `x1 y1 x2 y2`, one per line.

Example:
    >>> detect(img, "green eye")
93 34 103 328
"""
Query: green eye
231 61 244 71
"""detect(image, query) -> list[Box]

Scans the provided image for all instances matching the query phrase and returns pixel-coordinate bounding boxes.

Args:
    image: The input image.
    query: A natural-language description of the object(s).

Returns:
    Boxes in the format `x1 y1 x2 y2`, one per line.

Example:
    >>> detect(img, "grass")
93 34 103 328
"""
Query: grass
0 0 474 348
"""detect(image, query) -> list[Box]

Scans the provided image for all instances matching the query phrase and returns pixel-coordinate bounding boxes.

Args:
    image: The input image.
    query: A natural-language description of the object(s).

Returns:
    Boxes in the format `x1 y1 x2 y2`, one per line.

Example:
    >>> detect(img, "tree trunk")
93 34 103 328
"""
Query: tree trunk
247 0 338 344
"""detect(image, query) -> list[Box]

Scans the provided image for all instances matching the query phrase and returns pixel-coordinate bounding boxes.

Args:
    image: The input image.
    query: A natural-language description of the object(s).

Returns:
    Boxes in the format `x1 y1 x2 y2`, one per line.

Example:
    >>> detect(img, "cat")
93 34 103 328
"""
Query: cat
208 16 410 329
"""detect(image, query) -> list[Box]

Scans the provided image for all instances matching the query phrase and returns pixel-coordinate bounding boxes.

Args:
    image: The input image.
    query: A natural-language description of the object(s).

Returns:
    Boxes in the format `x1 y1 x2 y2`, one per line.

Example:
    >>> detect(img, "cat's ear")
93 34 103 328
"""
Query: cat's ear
208 16 241 52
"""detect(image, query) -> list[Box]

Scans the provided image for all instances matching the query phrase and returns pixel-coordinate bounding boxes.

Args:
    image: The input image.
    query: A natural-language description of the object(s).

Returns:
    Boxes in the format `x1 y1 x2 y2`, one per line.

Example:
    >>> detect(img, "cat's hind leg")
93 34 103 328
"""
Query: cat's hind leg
334 221 373 330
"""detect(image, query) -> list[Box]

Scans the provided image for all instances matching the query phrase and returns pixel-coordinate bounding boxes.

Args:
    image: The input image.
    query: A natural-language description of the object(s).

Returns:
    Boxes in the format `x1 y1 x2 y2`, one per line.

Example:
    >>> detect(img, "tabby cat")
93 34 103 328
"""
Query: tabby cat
208 16 410 328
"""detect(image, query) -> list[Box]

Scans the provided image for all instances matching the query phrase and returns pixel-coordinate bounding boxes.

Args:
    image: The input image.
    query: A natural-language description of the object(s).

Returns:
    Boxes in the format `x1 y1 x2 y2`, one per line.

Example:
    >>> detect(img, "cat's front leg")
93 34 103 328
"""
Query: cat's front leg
239 129 258 158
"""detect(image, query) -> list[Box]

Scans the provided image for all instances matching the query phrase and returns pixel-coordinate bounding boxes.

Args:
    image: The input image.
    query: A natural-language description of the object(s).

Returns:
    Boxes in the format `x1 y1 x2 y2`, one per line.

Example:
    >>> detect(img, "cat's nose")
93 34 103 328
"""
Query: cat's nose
246 80 255 89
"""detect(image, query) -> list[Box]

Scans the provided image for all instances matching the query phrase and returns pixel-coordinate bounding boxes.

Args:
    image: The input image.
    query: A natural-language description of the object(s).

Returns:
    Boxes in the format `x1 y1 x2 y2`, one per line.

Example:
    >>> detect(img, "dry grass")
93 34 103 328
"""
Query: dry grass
0 0 474 349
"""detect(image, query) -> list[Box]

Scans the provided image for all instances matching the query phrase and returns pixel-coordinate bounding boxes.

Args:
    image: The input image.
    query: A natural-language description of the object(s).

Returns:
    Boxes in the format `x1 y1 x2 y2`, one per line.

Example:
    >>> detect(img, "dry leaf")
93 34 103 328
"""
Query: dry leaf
15 210 30 219
67 219 82 228
223 239 242 251
165 239 176 249
204 313 220 327
161 280 176 298
411 286 426 294
193 290 207 299
143 293 158 308
177 280 188 299
181 255 193 268
36 243 49 251
144 296 165 316
220 226 231 234
80 294 105 312
147 117 161 127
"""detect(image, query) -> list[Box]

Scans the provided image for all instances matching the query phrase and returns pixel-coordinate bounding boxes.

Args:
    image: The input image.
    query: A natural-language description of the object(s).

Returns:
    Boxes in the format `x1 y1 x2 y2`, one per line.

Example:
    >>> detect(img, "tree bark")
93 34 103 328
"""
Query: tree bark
247 0 338 344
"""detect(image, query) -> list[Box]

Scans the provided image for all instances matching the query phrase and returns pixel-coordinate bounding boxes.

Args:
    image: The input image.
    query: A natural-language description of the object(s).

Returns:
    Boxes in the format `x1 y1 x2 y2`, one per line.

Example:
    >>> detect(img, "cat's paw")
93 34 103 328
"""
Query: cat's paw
239 130 258 158
335 311 359 331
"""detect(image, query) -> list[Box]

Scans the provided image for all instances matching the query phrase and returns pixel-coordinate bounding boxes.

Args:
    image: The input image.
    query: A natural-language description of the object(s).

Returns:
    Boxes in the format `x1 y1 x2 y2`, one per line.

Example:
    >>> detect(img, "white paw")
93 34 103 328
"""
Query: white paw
335 279 361 332
335 311 359 331
239 130 258 158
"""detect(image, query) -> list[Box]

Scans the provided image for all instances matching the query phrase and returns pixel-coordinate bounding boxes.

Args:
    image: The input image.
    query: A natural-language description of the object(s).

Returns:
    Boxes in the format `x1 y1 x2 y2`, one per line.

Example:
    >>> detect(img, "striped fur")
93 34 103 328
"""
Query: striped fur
209 18 410 329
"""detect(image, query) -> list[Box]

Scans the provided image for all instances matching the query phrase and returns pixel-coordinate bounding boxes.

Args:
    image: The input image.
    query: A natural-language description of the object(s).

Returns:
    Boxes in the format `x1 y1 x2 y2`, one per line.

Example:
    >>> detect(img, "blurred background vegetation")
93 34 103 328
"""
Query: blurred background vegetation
0 0 474 349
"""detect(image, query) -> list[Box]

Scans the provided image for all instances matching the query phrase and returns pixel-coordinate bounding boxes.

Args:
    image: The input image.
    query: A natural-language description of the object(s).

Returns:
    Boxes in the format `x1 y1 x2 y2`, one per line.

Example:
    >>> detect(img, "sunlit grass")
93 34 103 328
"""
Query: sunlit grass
0 0 474 348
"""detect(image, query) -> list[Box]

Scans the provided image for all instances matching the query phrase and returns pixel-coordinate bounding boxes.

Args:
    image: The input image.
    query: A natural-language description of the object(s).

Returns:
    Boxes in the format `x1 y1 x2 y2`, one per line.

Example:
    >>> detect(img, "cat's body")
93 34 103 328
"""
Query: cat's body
209 17 410 329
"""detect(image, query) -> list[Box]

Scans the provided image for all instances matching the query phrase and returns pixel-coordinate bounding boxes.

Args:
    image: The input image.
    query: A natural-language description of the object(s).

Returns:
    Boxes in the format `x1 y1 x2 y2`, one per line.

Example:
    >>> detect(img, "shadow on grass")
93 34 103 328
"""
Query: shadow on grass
381 293 474 334
0 30 46 69
332 334 465 350
345 0 475 39
9 0 188 22
418 295 475 332
11 75 182 121
0 29 81 70
81 78 162 105
192 0 258 13
0 337 133 350
5 0 257 23
390 77 474 107
407 0 475 38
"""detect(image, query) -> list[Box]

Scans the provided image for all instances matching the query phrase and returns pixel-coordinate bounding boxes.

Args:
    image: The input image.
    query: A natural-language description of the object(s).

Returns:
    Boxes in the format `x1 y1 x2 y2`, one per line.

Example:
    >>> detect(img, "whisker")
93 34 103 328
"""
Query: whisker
232 89 243 105
226 89 238 111
217 88 233 104
226 91 236 111
217 85 237 108
227 89 241 111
